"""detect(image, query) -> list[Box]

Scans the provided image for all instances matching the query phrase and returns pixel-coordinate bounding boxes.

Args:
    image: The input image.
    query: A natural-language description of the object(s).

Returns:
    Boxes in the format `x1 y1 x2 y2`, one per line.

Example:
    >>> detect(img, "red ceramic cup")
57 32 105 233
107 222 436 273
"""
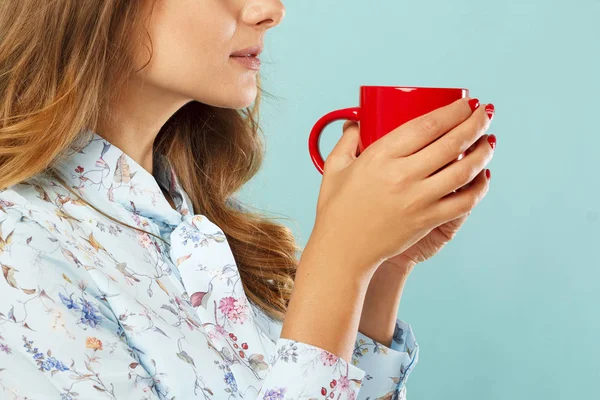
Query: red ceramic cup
309 85 469 174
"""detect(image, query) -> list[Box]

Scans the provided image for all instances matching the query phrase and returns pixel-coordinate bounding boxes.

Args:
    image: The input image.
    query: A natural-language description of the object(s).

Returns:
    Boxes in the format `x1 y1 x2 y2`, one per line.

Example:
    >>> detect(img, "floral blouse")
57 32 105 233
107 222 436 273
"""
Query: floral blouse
0 130 418 400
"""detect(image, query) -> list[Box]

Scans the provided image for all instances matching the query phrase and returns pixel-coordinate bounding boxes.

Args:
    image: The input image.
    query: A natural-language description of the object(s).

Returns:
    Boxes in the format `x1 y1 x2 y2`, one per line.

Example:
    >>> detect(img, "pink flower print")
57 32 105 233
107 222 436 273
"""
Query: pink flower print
338 375 350 391
218 296 249 324
233 296 249 323
337 375 357 398
137 232 152 249
320 350 339 367
219 296 235 314
0 343 11 354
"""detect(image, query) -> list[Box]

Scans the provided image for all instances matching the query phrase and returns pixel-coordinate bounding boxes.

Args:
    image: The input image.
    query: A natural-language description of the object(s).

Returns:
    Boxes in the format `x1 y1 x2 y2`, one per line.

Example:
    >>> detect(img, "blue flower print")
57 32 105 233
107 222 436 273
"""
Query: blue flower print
392 324 405 346
79 298 102 328
59 292 103 328
59 292 79 310
22 336 70 373
41 356 70 372
262 387 286 400
224 371 238 392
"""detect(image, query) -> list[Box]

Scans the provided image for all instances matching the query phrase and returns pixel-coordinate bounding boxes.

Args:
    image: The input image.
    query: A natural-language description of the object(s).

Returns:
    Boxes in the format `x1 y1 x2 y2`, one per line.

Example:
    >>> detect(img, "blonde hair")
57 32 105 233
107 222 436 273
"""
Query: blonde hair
0 0 299 322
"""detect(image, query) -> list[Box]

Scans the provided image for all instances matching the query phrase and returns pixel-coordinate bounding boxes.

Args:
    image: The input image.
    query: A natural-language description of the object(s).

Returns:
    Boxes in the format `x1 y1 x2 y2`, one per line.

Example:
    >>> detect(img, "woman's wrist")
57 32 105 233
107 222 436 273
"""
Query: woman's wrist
281 232 374 362
306 220 382 281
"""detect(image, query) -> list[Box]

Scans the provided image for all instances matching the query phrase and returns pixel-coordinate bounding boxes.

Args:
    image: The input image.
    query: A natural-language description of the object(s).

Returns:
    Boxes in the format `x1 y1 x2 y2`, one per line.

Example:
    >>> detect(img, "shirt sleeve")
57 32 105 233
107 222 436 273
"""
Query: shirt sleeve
351 319 419 400
245 303 364 399
0 205 159 399
254 337 367 400
251 301 418 400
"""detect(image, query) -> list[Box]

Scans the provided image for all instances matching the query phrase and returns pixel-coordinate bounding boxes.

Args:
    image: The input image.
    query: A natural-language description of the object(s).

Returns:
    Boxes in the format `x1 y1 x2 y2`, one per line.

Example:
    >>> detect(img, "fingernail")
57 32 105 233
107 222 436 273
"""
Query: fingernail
486 169 491 180
487 134 496 150
485 104 495 121
468 98 480 112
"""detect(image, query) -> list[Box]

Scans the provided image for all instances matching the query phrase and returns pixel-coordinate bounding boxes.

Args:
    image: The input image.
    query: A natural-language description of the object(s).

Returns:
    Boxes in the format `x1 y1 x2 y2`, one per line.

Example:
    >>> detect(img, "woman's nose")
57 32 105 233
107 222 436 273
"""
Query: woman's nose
241 0 285 29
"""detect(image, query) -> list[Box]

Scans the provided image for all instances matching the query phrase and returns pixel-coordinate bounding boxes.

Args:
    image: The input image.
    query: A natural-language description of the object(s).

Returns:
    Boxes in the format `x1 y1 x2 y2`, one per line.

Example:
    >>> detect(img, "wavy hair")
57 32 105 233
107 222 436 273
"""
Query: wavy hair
0 0 299 322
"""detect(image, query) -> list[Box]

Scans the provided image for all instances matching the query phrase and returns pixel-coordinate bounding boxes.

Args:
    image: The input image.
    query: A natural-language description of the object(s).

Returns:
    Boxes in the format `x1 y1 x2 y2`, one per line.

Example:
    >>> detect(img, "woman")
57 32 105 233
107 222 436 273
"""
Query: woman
0 1 496 399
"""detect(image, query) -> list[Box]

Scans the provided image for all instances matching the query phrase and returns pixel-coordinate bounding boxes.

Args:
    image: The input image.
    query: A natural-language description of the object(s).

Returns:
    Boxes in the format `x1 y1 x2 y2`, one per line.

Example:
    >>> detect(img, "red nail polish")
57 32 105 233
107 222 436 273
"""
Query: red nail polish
487 134 496 150
485 169 491 180
485 104 495 120
468 98 480 112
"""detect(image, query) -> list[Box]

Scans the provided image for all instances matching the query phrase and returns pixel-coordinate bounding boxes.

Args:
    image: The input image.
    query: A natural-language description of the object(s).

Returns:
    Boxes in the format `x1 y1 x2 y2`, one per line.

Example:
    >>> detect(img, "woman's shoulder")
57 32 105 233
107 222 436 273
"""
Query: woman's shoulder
0 173 75 243
1 173 60 211
0 174 111 279
1 173 155 268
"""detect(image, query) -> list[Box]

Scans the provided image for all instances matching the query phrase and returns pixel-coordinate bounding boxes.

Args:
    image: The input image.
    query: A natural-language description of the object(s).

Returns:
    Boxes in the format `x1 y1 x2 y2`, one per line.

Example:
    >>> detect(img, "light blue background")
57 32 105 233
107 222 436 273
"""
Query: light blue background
240 1 600 398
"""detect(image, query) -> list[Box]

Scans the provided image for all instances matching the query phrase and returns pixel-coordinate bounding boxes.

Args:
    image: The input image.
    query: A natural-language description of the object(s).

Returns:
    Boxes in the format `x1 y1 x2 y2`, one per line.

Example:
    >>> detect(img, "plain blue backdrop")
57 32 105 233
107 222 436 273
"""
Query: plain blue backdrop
239 1 600 398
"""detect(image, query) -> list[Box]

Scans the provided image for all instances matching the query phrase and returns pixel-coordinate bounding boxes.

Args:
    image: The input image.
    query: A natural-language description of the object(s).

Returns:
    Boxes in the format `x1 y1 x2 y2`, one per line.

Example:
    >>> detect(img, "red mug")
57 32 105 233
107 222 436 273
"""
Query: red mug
308 85 469 174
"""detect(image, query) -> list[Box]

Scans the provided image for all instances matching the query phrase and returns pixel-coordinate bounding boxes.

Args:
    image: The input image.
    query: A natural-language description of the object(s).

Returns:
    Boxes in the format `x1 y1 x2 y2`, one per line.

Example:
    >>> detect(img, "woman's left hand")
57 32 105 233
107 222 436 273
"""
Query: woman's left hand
385 141 487 269
383 212 470 269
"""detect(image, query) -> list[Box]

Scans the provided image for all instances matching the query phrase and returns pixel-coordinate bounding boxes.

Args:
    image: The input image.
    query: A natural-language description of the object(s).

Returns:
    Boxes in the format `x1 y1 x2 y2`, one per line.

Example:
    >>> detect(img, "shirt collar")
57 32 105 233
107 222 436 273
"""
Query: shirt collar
52 129 193 228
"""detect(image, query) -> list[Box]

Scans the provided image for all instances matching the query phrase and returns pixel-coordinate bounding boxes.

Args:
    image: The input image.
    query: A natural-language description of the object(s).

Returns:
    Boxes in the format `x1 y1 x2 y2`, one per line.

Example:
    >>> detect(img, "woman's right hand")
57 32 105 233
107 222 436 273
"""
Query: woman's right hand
310 97 495 276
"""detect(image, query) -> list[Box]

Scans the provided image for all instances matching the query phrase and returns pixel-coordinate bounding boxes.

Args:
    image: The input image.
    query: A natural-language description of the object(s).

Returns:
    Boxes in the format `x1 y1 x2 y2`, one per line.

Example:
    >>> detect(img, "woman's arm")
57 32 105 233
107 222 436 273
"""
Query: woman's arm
358 260 415 346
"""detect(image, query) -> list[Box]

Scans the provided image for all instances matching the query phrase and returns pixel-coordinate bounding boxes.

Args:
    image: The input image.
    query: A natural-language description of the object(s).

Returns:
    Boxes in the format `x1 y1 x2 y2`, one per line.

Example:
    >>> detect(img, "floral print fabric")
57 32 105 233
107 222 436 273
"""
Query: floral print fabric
0 130 418 399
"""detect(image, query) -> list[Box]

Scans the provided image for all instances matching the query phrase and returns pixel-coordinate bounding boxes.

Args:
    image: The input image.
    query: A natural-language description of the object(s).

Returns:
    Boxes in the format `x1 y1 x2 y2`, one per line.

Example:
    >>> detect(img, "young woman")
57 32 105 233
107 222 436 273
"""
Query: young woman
0 1 495 399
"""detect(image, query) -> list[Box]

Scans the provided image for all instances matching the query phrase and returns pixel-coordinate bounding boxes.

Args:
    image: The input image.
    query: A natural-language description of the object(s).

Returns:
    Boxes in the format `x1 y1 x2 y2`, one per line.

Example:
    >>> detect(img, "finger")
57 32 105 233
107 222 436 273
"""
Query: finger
427 168 490 226
443 132 495 189
374 97 477 158
422 133 494 199
446 133 484 166
409 103 493 179
323 120 360 172
343 120 363 157
435 212 470 240
343 120 357 131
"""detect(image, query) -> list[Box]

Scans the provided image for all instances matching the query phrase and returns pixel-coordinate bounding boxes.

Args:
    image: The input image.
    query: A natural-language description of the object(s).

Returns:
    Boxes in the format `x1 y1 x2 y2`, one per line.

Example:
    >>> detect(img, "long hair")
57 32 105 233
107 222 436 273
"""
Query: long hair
0 0 299 322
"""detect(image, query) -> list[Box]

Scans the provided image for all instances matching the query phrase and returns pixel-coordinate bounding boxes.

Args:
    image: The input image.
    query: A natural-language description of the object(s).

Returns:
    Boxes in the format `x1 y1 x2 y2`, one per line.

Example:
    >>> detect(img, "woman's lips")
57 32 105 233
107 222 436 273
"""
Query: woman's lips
230 45 263 57
230 55 261 71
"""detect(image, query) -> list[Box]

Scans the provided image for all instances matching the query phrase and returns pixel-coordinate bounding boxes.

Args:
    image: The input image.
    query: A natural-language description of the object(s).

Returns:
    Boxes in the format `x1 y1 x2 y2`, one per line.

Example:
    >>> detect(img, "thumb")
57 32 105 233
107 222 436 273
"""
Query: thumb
325 120 360 172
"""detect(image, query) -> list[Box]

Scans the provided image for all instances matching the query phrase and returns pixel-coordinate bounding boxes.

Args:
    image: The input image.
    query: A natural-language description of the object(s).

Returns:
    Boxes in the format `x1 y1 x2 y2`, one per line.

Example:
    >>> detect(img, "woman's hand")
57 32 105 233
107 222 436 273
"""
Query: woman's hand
383 177 486 269
384 132 496 269
312 98 495 276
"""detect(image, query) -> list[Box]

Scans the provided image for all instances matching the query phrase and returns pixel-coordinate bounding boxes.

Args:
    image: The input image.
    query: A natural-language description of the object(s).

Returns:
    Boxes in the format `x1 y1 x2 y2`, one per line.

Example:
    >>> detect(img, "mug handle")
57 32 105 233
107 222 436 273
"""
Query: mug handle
308 107 360 174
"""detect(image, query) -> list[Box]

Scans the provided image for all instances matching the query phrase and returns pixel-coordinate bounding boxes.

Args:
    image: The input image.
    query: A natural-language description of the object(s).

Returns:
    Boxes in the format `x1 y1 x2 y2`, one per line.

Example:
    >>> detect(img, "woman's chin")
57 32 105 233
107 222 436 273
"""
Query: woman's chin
227 87 258 110
188 85 257 110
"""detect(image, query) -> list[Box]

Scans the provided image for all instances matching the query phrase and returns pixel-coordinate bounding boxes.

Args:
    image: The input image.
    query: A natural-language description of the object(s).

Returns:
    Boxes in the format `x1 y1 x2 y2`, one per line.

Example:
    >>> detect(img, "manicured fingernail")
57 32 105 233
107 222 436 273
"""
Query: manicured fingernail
485 104 495 121
468 98 480 112
487 134 496 150
486 169 491 180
